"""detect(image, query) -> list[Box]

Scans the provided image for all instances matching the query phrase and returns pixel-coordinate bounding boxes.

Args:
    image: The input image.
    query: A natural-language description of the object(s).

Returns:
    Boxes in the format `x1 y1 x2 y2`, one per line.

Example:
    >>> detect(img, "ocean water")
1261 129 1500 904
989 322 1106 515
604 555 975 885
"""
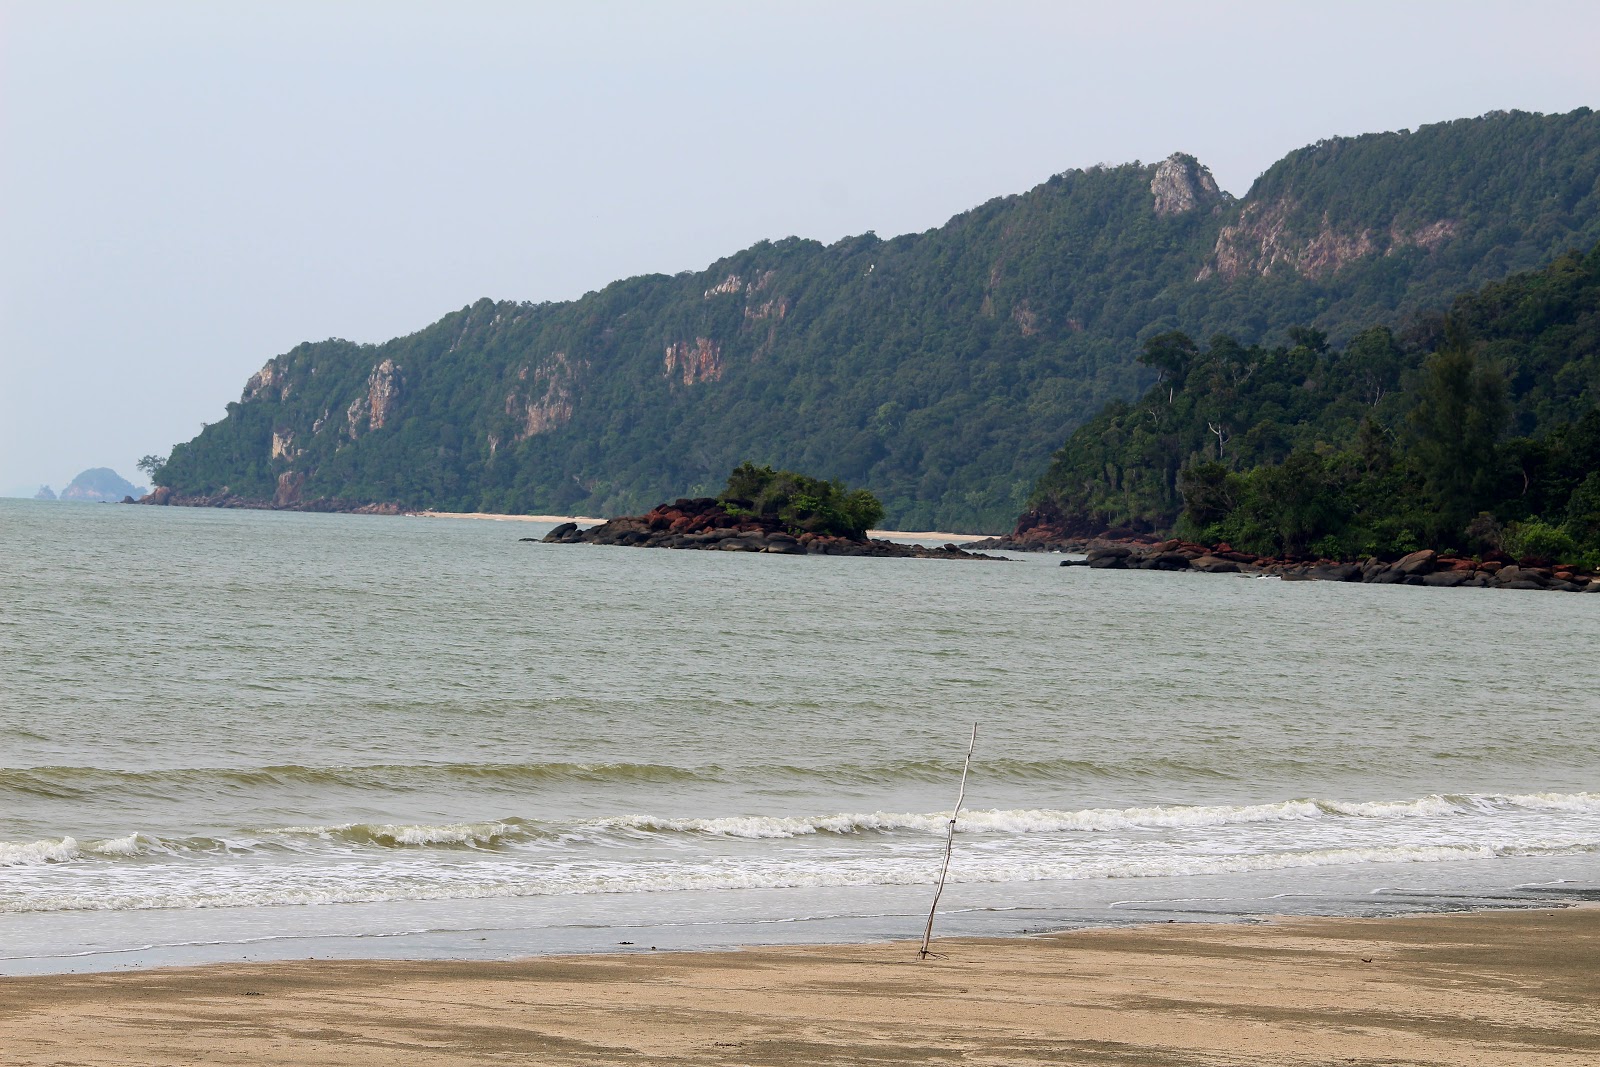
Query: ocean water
1 498 1596 974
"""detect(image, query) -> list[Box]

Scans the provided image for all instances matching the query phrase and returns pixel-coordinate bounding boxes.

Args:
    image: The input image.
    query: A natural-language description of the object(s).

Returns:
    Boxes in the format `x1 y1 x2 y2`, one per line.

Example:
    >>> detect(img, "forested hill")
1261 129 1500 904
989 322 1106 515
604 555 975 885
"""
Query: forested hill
1021 242 1600 565
155 108 1600 531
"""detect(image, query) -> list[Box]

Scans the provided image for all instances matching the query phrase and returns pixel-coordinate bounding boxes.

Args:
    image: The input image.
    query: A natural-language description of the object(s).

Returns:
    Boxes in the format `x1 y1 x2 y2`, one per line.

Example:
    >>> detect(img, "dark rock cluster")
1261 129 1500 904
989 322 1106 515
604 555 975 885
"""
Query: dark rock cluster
536 498 1002 560
1038 538 1598 592
135 487 403 514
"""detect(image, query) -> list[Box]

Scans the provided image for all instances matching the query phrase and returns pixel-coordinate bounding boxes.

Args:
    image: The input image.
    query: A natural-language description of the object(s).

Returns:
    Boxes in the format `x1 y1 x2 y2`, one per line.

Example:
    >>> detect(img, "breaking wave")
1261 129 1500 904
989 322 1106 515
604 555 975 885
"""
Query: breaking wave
5 791 1596 865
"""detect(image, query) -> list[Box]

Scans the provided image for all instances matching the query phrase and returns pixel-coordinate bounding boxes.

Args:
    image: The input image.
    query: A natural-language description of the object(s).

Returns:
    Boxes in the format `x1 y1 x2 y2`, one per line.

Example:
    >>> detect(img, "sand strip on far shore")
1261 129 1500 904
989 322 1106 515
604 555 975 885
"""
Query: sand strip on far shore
3 907 1595 1066
408 511 604 523
868 529 999 542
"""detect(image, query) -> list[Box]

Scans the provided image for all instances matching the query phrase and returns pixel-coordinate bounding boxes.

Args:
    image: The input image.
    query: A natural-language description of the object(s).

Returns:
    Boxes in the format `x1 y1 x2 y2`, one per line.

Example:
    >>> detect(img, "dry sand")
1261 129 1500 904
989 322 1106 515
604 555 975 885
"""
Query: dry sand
4 908 1596 1066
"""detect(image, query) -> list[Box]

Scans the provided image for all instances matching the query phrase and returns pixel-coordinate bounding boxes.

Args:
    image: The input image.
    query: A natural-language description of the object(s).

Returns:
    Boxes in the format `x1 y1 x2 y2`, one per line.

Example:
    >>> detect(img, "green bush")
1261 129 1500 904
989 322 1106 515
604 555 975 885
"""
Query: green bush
720 462 885 539
1504 519 1577 565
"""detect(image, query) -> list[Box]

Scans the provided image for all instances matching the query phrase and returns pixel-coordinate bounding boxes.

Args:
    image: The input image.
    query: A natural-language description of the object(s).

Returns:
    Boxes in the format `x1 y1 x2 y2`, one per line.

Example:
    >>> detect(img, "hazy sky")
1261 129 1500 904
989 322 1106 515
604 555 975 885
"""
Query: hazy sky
3 1 1598 493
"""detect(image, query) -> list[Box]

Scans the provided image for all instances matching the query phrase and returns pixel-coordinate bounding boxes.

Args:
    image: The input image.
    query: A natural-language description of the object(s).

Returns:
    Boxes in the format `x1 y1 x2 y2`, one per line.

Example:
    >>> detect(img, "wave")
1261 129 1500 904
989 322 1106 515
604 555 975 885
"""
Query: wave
606 791 1600 839
0 761 720 800
5 790 1597 866
0 754 1275 801
3 839 1594 914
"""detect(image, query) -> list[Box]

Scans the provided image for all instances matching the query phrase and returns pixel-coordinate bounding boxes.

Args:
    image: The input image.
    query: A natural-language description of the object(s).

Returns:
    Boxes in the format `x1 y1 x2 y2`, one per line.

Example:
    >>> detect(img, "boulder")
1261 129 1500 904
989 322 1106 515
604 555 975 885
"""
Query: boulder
1394 549 1437 575
1310 563 1361 581
1422 570 1470 588
543 522 578 542
1190 555 1239 573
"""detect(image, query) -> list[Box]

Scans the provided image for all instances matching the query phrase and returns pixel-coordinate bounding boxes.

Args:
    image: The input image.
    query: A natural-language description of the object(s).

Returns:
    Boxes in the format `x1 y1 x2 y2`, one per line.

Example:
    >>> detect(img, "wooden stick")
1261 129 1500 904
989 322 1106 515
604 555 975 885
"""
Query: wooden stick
919 722 978 960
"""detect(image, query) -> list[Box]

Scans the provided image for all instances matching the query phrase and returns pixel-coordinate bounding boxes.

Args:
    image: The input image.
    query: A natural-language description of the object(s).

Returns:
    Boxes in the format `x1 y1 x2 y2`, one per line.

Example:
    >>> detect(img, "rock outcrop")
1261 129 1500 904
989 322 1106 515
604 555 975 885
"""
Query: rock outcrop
137 486 402 515
968 532 1598 593
538 497 1003 561
1150 153 1224 217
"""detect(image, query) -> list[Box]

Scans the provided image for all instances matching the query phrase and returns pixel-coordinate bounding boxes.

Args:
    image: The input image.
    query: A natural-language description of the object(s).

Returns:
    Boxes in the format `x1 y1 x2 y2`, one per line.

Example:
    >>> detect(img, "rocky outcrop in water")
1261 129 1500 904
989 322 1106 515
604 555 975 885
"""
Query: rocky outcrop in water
538 497 1003 560
970 534 1599 592
136 486 403 515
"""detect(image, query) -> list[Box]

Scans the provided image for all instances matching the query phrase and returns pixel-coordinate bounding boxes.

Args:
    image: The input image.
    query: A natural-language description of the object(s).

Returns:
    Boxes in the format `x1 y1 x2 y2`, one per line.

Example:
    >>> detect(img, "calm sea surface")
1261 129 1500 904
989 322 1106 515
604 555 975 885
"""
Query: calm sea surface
2 498 1597 974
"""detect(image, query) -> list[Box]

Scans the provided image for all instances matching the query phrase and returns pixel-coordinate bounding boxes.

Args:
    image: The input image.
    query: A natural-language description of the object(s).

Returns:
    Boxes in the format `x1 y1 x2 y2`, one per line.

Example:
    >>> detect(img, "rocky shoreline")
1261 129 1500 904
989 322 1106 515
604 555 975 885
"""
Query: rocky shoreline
537 497 1004 560
134 487 405 515
967 532 1598 592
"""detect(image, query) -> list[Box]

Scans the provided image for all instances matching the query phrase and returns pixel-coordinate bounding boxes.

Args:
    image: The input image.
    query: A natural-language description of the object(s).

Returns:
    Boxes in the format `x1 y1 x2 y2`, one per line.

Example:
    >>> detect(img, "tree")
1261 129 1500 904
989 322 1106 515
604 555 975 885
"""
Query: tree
136 454 167 485
1138 331 1200 395
1405 336 1509 534
720 462 885 539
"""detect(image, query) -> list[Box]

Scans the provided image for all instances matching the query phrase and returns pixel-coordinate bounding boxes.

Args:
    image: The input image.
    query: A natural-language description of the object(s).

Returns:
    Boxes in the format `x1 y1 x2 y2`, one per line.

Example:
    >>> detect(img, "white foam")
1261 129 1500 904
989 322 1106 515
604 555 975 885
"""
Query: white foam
602 792 1600 839
0 838 82 866
2 836 1594 914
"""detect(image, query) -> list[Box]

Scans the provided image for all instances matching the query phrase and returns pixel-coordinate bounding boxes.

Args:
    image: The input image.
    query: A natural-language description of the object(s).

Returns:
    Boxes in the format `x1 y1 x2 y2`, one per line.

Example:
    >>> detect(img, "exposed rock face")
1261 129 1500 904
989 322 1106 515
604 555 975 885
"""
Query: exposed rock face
664 338 723 387
346 358 402 437
274 470 306 506
1200 203 1460 281
703 274 743 298
540 497 1004 561
366 359 400 429
509 352 582 440
271 429 298 461
243 358 292 403
1150 153 1223 217
1011 301 1039 336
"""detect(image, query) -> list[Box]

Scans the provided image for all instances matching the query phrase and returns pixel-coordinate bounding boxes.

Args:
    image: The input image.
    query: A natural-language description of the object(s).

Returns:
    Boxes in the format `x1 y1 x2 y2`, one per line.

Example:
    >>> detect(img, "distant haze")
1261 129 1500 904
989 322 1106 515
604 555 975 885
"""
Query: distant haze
3 0 1598 493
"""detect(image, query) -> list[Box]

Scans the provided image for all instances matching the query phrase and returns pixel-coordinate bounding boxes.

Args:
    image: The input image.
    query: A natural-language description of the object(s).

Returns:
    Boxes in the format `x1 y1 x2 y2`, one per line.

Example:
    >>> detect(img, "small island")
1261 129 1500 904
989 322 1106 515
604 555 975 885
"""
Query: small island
540 464 1002 560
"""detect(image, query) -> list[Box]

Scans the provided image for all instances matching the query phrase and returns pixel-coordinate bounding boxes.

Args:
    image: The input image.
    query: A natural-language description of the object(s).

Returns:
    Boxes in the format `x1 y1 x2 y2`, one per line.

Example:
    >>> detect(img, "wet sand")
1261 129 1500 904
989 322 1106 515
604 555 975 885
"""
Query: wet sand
3 908 1595 1065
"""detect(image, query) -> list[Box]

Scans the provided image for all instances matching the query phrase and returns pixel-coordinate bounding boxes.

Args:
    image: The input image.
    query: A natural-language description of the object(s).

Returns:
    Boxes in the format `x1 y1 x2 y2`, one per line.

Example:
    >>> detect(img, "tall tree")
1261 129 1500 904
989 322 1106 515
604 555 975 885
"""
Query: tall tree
1406 333 1509 535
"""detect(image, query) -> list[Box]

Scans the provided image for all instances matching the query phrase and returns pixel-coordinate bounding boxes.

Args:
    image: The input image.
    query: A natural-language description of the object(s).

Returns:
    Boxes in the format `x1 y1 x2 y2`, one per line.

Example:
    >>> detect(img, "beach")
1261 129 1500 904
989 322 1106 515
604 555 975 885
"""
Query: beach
3 907 1595 1065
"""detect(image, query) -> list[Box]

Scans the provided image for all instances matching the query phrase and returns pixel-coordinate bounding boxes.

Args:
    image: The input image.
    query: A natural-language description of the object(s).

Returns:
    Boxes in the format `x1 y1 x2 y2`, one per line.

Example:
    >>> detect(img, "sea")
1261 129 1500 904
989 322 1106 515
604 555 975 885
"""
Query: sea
2 498 1597 975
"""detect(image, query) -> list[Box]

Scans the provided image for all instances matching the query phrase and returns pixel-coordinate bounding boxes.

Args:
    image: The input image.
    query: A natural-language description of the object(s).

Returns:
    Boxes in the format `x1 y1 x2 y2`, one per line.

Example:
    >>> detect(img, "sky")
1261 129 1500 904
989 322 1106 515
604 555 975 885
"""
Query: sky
2 1 1599 495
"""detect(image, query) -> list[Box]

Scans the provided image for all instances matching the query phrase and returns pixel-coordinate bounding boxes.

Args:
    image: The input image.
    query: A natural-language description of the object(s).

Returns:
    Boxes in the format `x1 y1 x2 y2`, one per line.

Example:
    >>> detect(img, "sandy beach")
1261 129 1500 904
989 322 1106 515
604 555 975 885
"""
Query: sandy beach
4 907 1595 1066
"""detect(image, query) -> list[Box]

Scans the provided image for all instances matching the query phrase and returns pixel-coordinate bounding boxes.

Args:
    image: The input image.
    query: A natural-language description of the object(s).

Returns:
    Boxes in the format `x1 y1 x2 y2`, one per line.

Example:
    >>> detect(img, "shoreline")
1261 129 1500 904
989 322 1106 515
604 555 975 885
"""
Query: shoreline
411 511 998 542
4 906 1594 1065
409 510 605 523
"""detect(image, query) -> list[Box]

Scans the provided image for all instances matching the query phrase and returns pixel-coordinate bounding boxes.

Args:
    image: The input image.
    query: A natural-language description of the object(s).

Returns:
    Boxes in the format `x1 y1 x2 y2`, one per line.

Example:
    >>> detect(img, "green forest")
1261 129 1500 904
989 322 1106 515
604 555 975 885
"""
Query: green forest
153 108 1600 531
1027 244 1600 566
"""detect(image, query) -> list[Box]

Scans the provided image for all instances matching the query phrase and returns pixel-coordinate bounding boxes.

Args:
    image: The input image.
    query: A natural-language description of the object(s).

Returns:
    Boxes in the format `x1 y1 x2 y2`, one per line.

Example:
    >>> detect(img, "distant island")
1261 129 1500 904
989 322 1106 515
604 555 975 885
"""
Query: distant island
58 468 148 503
33 485 56 500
